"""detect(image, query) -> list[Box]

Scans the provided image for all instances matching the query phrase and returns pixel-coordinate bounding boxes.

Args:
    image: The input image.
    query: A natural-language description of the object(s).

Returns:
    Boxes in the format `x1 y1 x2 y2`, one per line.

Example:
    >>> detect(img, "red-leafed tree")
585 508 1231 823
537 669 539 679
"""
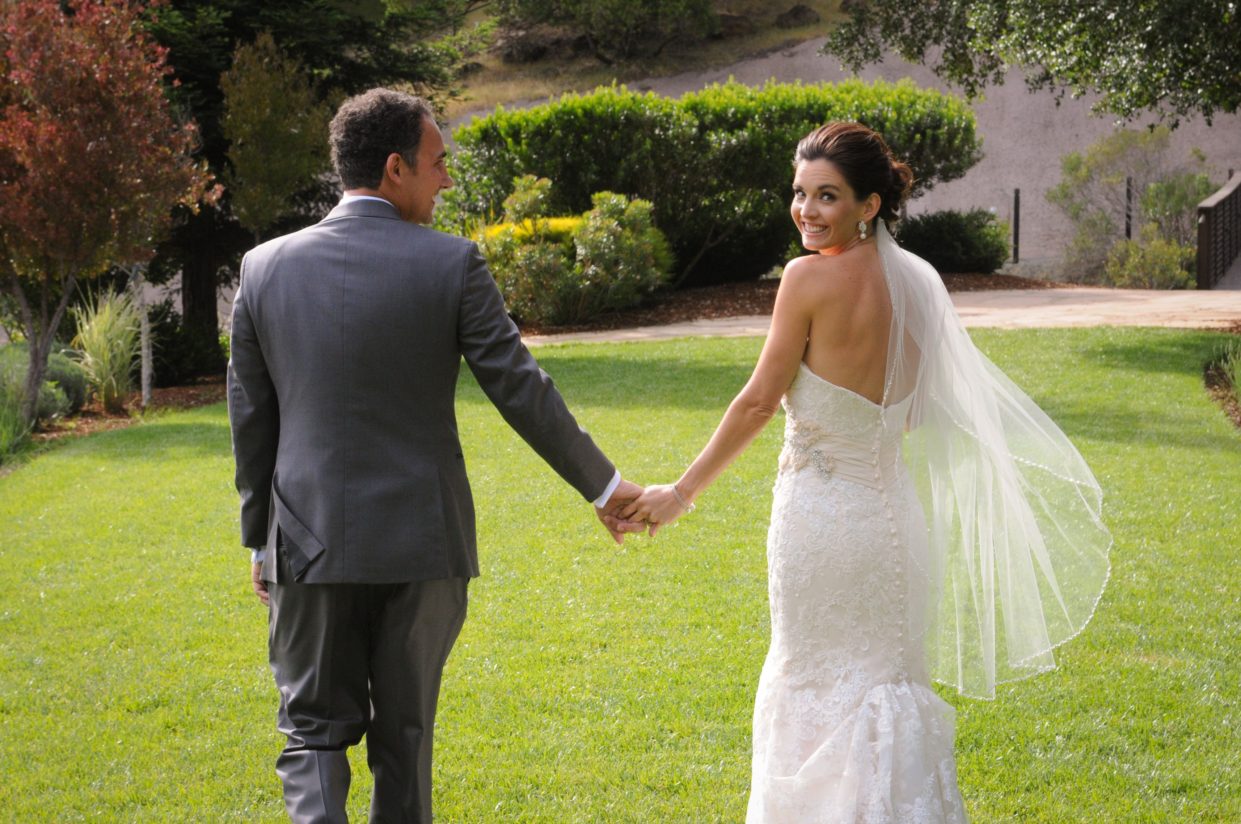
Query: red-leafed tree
0 0 214 425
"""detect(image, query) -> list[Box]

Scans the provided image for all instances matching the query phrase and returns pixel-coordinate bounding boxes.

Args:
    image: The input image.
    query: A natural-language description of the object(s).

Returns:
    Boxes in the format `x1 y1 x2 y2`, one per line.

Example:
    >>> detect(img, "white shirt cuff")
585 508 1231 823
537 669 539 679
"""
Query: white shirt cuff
250 548 267 564
592 470 622 508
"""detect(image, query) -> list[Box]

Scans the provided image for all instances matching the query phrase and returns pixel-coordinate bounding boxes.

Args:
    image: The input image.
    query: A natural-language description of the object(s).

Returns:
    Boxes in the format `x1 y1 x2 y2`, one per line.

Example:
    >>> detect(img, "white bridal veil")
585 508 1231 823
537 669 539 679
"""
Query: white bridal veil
876 221 1112 699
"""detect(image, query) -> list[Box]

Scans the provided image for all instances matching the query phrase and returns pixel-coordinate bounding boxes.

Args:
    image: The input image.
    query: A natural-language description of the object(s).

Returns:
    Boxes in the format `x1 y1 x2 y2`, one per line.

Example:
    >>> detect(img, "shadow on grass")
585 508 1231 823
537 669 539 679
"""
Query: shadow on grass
1090 331 1231 377
1037 397 1240 453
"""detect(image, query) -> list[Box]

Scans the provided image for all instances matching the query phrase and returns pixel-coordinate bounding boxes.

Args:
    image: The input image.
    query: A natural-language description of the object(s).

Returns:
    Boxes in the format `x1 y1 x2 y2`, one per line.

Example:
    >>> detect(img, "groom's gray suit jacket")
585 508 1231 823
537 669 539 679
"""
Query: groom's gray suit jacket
228 198 615 584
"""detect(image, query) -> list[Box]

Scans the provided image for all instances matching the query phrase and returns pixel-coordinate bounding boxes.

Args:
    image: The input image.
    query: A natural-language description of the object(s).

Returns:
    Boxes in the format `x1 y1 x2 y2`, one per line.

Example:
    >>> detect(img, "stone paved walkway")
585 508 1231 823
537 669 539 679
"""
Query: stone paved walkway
524 288 1241 346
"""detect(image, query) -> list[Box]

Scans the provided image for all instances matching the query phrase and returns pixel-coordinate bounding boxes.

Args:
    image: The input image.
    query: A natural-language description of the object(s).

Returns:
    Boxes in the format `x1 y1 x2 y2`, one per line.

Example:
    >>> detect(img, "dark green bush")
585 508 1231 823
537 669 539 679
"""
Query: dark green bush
442 79 982 286
896 209 1010 274
43 351 88 414
148 300 227 387
0 343 86 423
36 381 70 422
478 179 672 325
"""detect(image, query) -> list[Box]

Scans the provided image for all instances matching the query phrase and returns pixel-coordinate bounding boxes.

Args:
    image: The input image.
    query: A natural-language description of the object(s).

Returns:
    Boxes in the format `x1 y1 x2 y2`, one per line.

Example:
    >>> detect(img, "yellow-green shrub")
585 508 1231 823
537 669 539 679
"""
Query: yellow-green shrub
478 178 671 326
1103 225 1194 289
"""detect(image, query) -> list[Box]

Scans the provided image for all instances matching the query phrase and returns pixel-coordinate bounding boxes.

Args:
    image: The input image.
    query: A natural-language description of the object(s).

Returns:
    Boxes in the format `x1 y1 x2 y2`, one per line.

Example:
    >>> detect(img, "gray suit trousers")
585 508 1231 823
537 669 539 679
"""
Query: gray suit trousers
268 547 468 823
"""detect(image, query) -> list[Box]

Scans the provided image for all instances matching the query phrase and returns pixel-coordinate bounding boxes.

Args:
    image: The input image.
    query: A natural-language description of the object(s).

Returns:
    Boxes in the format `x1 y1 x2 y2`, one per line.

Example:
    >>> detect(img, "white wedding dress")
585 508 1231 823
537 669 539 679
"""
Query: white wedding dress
747 362 967 824
743 223 1110 822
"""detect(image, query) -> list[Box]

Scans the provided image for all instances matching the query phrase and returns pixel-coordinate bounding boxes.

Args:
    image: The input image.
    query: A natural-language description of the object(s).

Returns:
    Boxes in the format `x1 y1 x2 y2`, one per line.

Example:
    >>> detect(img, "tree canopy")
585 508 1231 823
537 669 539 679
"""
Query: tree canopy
220 32 334 235
0 0 214 423
143 0 460 344
822 0 1241 125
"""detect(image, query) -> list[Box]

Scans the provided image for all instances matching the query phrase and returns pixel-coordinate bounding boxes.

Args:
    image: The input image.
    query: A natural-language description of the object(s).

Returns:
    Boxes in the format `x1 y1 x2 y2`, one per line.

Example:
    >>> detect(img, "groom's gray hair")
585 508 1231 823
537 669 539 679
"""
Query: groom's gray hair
329 88 434 189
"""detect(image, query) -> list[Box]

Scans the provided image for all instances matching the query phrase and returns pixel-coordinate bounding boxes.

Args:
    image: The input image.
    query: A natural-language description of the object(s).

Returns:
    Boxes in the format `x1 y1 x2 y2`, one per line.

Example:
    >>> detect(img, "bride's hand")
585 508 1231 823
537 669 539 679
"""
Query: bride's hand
620 484 694 536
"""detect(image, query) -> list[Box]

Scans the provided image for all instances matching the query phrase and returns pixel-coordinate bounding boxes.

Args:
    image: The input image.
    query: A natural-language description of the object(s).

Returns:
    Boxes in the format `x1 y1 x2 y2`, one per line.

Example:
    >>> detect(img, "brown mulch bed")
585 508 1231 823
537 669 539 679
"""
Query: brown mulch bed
31 375 226 445
519 272 1063 335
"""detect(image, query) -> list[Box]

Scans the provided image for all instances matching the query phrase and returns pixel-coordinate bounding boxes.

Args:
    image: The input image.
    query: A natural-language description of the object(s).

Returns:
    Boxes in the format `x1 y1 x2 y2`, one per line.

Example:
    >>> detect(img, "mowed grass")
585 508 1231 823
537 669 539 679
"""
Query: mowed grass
0 328 1237 822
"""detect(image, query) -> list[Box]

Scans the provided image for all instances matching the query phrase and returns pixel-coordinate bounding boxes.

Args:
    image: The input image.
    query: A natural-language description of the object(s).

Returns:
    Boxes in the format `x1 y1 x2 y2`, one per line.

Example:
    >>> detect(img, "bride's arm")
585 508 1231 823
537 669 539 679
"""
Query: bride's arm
623 259 820 527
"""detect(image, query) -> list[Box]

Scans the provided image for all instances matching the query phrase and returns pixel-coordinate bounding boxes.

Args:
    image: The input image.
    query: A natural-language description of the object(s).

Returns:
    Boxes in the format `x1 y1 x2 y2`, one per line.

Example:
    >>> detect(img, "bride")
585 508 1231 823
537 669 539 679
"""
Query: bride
621 123 1111 822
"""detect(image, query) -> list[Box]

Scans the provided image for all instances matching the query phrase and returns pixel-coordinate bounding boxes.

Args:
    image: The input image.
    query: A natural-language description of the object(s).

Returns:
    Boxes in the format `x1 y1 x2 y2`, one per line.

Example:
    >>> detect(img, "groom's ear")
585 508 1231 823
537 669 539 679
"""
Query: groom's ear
384 152 404 184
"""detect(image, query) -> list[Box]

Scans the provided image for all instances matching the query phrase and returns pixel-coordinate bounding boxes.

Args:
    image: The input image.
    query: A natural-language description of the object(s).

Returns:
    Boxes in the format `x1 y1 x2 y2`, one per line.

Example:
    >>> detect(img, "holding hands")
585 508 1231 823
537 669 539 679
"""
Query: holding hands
595 479 648 543
618 482 696 537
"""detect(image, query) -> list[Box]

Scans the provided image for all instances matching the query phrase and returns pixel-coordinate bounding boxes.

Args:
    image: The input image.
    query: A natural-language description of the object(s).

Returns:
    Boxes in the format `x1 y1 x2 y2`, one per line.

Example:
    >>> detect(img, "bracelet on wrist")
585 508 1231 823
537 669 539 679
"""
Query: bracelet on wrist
672 484 695 514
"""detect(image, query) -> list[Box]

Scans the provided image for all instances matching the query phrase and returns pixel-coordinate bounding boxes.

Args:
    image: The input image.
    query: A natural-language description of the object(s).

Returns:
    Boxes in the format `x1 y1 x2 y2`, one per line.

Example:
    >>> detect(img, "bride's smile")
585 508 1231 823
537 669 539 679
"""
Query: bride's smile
790 158 877 254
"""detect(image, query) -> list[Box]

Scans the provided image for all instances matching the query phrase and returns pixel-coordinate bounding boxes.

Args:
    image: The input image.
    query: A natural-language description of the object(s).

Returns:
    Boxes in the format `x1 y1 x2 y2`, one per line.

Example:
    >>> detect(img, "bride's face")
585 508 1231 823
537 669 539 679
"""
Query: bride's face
790 159 873 253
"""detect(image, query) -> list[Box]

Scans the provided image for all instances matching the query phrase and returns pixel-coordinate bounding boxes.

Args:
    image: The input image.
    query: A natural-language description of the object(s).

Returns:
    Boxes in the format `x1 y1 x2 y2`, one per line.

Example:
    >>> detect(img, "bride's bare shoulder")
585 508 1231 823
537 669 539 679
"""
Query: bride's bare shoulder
782 253 839 282
779 253 861 296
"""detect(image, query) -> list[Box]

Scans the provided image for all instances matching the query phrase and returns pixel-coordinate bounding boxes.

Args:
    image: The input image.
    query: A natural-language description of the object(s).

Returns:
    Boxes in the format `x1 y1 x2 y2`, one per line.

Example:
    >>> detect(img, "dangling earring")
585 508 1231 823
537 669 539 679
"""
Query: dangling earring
857 220 868 241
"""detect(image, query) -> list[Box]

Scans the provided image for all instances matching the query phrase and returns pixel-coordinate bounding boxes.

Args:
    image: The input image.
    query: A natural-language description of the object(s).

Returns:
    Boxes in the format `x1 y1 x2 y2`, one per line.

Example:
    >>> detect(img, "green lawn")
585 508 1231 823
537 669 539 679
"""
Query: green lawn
0 328 1237 822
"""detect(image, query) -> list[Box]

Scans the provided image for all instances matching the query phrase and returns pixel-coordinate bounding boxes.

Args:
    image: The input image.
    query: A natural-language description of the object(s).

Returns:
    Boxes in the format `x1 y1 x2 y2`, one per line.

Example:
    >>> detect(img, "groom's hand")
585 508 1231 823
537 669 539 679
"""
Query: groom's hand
596 479 646 544
251 562 270 606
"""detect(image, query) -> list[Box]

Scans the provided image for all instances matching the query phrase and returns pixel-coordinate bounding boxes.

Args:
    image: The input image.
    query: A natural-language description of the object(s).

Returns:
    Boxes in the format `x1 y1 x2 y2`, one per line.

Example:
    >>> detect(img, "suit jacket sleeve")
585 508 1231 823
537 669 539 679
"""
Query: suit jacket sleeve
457 242 615 502
227 257 280 548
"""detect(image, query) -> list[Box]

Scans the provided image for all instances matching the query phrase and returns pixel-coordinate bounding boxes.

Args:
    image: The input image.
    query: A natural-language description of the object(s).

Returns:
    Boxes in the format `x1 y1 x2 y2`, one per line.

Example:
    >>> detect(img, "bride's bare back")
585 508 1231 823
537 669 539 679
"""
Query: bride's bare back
787 245 891 406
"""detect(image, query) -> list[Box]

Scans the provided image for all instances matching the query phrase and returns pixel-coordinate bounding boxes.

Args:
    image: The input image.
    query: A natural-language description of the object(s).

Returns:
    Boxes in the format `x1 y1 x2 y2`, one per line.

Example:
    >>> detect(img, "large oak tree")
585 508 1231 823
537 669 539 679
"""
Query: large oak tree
822 0 1240 125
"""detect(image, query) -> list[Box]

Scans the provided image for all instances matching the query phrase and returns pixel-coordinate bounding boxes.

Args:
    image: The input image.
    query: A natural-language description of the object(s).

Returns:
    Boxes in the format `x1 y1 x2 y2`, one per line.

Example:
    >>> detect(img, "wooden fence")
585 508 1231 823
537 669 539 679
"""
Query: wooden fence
1197 172 1241 289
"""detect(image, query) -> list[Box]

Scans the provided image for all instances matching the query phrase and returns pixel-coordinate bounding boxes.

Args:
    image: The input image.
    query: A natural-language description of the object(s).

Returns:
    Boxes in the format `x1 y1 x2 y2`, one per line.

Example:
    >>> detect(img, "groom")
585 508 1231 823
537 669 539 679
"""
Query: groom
227 87 641 822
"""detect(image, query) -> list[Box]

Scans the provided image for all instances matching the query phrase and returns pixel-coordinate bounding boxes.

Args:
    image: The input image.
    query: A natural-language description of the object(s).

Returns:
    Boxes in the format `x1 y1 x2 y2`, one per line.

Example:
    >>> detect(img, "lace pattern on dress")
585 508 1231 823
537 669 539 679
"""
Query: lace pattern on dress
748 364 967 823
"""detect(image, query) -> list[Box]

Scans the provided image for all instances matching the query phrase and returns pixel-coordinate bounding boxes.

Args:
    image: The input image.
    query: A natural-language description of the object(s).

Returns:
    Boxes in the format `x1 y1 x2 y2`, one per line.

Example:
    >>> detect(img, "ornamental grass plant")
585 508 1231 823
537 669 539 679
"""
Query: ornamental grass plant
72 288 141 413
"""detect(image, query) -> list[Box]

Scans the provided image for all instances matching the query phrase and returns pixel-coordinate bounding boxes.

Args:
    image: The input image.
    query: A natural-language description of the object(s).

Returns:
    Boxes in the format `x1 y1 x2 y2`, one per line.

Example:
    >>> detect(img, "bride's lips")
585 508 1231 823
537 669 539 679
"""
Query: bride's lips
800 223 827 236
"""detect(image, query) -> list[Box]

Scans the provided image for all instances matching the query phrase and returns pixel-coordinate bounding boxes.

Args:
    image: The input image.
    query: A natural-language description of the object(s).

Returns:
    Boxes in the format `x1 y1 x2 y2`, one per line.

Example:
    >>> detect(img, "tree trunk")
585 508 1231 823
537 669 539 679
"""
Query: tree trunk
180 247 220 344
21 335 48 426
11 268 77 426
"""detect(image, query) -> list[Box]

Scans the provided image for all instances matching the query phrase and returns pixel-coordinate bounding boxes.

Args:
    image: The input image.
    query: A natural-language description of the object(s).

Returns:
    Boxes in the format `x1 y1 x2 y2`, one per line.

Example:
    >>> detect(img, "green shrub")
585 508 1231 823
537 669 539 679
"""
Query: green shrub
43 351 88 414
896 209 1010 274
72 290 141 413
36 381 70 422
1141 172 1217 247
1047 127 1216 281
443 79 982 286
0 355 30 461
573 191 673 311
500 174 556 223
147 299 227 388
1102 224 1194 289
478 179 672 326
0 343 86 422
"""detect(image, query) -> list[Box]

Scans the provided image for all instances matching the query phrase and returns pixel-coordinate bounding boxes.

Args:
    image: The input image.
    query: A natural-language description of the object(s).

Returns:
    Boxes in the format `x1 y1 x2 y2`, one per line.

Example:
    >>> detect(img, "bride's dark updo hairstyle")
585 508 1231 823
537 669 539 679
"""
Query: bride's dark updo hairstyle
794 122 914 227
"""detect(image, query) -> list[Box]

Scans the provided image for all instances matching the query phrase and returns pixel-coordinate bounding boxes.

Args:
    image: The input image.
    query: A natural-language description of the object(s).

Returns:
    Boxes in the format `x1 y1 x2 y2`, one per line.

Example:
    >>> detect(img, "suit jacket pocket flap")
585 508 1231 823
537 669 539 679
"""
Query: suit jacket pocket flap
271 481 326 580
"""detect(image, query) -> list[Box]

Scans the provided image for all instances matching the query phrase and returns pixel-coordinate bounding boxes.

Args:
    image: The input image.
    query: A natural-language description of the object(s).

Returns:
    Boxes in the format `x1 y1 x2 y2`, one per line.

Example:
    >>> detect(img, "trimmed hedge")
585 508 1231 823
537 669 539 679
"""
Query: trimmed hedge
443 79 982 286
896 209 1010 274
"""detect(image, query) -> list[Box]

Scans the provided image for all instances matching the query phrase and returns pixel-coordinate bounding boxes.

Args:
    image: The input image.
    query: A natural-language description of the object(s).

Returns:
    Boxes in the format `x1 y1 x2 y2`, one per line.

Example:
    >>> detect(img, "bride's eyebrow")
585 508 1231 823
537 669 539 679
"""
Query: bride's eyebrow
794 182 840 193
